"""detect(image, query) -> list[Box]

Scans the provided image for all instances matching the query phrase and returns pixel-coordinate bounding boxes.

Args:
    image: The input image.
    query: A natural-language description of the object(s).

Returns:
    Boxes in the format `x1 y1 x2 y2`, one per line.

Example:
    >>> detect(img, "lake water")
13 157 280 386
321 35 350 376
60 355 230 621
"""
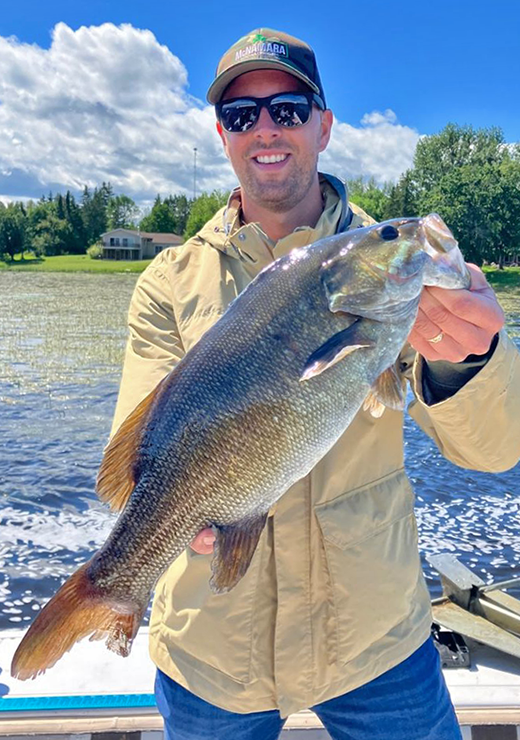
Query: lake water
0 271 519 630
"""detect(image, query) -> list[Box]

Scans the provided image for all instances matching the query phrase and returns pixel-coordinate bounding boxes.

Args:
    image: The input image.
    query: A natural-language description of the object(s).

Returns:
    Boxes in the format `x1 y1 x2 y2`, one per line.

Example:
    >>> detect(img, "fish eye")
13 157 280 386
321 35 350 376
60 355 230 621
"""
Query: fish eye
379 225 399 241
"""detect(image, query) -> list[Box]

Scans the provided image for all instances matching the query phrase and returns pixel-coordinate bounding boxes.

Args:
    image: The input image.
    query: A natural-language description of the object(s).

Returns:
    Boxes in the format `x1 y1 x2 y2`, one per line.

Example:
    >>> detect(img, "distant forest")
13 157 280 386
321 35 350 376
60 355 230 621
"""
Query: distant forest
0 185 228 262
1 124 519 266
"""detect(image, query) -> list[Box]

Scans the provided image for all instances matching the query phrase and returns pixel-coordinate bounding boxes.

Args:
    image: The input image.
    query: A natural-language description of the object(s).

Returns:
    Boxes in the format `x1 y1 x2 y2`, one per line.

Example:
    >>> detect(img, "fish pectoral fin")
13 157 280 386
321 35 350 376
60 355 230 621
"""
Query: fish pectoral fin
363 363 406 418
300 321 375 381
209 512 268 594
96 377 166 511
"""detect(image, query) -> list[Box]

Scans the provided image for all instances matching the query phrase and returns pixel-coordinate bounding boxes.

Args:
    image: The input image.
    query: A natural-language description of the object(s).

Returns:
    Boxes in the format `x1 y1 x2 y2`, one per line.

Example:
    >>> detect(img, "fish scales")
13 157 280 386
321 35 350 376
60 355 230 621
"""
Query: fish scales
87 238 365 600
11 214 470 679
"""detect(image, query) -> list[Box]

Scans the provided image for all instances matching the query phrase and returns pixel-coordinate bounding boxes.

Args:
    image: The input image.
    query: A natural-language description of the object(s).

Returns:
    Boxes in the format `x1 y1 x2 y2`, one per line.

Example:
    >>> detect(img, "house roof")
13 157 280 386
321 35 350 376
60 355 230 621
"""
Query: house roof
101 229 183 245
139 232 184 245
101 229 139 237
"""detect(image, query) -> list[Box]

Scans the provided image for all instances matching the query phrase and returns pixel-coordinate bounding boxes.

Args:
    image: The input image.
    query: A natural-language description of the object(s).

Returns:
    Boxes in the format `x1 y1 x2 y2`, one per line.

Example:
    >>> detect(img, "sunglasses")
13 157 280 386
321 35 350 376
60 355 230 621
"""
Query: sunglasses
216 92 325 134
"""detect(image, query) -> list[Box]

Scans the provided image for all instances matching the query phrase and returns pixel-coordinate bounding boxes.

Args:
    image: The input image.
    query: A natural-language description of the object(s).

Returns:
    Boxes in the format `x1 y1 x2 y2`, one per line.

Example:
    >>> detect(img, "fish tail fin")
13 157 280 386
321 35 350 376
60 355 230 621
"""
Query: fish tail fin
11 562 144 680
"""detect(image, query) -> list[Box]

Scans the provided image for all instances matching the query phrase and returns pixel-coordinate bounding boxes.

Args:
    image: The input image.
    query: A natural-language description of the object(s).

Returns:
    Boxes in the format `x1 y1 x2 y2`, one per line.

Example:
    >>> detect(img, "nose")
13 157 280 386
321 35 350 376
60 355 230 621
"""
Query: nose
253 105 281 141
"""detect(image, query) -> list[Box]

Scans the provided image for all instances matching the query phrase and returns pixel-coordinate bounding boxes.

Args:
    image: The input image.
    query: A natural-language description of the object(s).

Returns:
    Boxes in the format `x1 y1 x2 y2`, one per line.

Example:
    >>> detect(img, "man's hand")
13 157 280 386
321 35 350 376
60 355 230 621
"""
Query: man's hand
408 264 505 362
190 528 216 554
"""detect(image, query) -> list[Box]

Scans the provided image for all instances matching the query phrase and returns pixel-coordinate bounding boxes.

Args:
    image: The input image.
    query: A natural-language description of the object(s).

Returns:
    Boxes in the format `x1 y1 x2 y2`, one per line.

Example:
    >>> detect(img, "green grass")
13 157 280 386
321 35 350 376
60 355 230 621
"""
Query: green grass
483 265 520 289
0 254 153 273
483 266 520 314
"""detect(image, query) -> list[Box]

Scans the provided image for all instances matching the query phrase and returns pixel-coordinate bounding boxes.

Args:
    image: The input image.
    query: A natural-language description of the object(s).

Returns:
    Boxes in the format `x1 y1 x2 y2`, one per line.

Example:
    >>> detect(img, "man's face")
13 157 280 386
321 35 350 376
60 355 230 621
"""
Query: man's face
216 70 333 214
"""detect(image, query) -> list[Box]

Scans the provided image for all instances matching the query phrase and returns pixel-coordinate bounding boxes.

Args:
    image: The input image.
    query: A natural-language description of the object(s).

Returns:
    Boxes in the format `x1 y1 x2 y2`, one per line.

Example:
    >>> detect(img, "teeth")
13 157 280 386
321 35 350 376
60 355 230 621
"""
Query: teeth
255 154 288 164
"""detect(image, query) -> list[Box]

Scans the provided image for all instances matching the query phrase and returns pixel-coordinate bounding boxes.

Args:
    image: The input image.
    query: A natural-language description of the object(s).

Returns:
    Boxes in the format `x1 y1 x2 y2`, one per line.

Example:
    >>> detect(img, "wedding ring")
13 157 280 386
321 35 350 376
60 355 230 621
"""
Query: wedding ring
427 331 444 344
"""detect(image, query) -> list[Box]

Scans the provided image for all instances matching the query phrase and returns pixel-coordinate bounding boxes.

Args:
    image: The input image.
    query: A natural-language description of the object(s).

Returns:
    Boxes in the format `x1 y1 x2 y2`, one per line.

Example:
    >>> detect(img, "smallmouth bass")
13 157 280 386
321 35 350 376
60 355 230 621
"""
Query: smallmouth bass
11 213 470 679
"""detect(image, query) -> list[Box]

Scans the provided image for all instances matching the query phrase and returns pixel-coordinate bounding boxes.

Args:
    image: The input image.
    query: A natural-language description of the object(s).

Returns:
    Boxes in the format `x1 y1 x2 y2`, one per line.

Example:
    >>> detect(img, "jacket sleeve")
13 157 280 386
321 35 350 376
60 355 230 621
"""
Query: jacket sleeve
109 258 184 439
402 329 520 473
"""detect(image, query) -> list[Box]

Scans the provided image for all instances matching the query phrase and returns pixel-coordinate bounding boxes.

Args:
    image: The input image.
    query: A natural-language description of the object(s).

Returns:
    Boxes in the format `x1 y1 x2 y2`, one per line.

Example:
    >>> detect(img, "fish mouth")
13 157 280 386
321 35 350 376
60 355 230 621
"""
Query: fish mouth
358 255 421 285
422 213 458 254
421 214 471 289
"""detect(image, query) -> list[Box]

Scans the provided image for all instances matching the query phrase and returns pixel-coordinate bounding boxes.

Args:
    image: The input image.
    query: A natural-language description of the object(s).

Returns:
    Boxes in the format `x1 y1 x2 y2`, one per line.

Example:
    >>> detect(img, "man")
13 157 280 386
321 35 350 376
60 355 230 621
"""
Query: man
111 29 520 740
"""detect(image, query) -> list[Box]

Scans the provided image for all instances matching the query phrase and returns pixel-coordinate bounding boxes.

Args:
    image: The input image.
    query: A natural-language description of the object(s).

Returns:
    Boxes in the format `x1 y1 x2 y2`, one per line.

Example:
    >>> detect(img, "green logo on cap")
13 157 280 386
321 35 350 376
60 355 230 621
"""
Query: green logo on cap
246 33 267 44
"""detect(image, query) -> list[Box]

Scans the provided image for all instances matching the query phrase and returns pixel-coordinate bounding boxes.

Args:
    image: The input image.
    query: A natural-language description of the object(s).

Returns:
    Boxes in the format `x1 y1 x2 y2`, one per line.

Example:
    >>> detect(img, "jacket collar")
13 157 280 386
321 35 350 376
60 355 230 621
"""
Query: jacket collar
197 173 350 273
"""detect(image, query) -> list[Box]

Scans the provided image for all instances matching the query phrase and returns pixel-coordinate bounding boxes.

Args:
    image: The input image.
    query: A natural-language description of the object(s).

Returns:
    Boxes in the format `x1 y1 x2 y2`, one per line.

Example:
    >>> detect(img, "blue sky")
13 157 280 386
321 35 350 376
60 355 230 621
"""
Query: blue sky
0 0 518 203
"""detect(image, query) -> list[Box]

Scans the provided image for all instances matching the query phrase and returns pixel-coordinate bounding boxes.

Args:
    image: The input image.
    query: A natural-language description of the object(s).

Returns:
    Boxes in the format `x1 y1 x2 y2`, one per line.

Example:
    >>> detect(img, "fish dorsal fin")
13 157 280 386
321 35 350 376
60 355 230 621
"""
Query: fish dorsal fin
96 381 164 511
209 512 268 594
300 320 375 381
363 363 405 418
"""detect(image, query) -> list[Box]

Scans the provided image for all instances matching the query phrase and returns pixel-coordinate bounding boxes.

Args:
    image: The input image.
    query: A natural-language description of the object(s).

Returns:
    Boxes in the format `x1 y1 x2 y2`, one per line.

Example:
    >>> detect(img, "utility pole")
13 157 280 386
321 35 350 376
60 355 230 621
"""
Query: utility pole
193 147 198 200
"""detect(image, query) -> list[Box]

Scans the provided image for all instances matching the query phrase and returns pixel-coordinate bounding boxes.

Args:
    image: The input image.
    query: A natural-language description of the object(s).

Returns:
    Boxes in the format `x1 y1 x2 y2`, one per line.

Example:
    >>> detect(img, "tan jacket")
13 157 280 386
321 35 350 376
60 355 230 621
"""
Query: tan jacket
111 175 520 717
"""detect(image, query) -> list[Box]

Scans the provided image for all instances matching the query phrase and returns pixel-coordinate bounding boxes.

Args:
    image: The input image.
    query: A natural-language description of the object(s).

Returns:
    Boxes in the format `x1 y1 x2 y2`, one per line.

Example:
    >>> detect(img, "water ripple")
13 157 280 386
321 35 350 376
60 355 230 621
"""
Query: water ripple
0 271 519 628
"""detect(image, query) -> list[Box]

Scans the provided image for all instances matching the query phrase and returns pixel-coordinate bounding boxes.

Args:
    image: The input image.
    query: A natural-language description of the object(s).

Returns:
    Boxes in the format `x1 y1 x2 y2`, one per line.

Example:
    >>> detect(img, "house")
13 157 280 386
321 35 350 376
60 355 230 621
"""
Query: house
101 229 184 260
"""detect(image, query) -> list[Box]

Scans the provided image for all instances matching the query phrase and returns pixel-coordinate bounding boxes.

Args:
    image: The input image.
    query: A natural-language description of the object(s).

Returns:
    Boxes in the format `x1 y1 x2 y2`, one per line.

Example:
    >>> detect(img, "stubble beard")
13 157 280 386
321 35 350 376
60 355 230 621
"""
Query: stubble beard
241 153 318 214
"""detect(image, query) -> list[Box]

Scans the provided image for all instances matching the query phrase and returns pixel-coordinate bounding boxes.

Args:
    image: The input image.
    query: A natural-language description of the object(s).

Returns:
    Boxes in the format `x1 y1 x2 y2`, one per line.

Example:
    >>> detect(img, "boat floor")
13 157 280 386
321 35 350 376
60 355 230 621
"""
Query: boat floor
0 629 519 738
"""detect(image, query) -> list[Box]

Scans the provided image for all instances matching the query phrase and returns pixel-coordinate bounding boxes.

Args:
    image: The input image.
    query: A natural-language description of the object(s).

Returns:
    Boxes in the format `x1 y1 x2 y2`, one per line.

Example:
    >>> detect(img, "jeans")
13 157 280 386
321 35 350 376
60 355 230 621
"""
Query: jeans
155 636 462 739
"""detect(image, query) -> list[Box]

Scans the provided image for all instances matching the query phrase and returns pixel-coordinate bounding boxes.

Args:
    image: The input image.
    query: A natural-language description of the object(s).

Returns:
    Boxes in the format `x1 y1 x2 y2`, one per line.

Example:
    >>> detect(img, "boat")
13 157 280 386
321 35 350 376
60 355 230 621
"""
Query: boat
1 556 519 739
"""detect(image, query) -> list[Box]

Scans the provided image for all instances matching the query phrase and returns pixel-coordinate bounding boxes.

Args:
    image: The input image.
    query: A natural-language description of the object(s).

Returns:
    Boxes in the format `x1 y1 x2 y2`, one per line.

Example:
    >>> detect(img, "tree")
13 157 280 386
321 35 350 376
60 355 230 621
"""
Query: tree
140 194 191 234
411 125 520 265
412 123 506 195
30 192 87 254
82 184 111 246
384 171 418 219
183 191 229 240
347 178 391 222
26 198 53 248
494 157 520 266
56 194 66 221
0 203 27 260
31 213 73 256
164 194 191 235
64 191 86 253
107 195 140 230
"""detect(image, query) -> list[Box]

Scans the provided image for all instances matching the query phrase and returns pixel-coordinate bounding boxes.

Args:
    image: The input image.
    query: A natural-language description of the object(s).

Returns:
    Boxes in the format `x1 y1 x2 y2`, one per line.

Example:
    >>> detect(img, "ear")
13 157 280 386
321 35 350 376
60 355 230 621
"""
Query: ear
318 109 333 153
216 121 230 160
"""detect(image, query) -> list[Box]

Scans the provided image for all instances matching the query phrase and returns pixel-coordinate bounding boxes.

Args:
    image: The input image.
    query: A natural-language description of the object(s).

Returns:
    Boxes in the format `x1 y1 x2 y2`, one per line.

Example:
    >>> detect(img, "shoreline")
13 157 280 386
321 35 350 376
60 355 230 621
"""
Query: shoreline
1 257 519 314
0 254 153 273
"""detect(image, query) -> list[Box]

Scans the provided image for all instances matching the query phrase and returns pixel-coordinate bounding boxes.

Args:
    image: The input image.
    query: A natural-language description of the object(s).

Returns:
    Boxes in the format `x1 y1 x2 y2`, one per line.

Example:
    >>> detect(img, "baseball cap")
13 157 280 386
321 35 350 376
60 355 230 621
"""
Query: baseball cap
207 29 326 108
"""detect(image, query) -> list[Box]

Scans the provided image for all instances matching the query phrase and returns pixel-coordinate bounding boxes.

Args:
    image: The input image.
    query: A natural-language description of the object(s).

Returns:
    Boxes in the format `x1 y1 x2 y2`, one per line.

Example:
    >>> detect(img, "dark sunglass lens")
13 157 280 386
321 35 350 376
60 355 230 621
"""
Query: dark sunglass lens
220 100 258 132
270 95 311 127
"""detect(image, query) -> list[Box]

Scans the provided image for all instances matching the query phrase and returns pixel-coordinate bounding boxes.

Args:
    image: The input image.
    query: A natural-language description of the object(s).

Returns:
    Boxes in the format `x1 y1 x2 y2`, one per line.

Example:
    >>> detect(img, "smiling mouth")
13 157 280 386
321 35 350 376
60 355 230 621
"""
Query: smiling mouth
253 153 289 164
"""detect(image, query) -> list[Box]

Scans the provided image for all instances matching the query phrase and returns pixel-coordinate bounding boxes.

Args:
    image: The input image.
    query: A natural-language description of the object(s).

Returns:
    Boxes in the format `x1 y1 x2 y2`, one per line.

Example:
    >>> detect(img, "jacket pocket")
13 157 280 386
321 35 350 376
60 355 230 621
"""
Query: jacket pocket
314 469 422 665
154 533 264 683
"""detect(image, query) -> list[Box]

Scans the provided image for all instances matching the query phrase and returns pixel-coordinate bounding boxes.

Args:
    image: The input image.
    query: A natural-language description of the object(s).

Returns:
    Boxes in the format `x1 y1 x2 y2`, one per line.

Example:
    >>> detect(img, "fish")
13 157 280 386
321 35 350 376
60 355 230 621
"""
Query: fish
11 213 470 680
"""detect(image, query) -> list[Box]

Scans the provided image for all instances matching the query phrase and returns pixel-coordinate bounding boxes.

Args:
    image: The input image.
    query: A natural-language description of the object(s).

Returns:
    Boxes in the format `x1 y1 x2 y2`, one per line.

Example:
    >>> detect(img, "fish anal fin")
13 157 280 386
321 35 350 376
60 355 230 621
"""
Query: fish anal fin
301 321 375 381
209 512 268 594
363 363 406 418
96 379 165 511
363 393 386 418
11 562 146 680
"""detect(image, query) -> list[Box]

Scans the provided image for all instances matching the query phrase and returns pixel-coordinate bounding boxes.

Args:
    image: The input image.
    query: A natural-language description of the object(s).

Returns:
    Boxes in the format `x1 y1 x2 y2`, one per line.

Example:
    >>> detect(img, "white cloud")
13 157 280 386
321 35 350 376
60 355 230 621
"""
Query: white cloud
320 112 420 185
0 23 420 203
361 109 398 127
0 194 31 205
